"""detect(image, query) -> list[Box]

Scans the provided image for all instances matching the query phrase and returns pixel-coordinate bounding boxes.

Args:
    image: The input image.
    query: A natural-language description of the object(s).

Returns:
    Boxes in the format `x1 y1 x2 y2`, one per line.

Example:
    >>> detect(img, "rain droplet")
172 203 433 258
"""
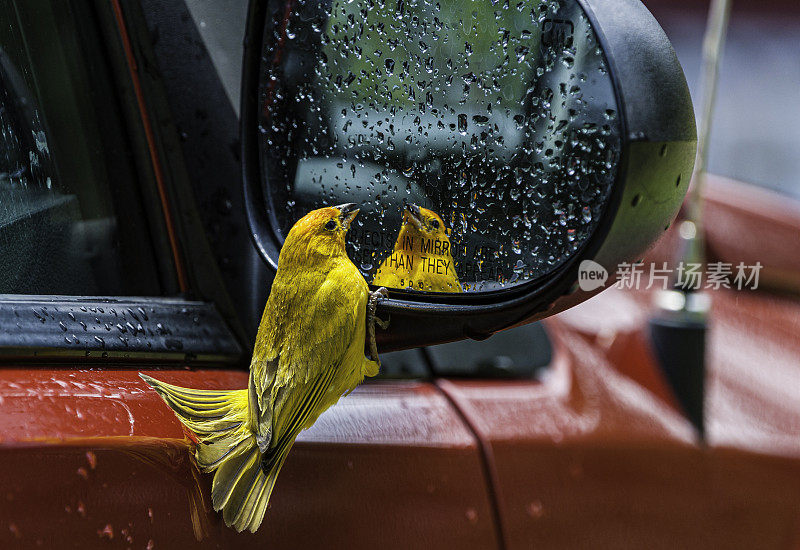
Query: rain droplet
465 508 479 524
97 524 114 540
526 500 544 519
457 113 467 134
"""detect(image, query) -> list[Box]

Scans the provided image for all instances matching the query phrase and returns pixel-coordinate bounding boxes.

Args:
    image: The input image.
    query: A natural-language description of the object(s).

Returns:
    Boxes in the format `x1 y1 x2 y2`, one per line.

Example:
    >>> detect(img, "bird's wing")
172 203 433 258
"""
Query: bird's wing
248 270 367 452
260 361 339 472
248 357 277 452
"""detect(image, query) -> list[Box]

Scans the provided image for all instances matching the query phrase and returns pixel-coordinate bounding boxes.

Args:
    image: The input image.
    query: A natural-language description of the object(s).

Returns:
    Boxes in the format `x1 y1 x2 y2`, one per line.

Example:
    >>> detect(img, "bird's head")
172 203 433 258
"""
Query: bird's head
402 204 450 240
282 203 360 263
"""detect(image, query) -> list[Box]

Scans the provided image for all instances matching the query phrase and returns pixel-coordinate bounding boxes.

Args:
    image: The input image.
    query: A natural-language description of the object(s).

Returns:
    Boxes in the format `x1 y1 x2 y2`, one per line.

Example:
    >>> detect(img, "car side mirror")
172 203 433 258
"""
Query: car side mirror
241 0 696 350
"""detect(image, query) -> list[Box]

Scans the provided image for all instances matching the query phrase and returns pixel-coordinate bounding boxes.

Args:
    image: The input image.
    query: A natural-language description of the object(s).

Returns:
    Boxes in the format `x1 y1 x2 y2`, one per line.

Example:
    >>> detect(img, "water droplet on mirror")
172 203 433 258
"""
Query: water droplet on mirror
457 113 467 134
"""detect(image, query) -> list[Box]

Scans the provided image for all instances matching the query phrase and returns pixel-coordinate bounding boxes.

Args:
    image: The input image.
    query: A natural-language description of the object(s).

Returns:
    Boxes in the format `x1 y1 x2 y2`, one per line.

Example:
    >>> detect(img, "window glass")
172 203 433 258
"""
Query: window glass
425 322 551 378
376 322 552 379
184 0 249 116
0 0 162 295
377 348 430 379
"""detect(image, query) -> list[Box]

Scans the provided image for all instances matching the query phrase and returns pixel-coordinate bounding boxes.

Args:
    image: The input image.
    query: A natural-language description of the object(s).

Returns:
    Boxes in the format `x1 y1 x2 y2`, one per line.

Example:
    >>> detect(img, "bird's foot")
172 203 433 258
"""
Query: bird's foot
374 317 390 330
371 286 389 300
369 287 390 328
367 287 390 366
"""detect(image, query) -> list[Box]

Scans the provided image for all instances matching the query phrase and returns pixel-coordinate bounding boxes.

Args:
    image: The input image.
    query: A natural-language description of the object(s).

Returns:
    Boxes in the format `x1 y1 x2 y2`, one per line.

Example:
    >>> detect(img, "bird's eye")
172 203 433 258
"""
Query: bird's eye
325 219 338 231
431 219 440 229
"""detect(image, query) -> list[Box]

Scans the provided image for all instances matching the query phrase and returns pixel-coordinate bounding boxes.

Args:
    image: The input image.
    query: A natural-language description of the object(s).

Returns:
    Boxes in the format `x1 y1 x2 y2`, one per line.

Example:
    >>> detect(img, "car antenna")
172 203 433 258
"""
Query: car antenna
650 0 733 442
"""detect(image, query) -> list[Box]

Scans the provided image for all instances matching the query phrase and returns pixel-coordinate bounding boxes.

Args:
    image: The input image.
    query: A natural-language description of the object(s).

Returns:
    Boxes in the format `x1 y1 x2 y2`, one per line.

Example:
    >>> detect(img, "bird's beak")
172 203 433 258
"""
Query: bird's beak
336 203 359 229
404 203 425 231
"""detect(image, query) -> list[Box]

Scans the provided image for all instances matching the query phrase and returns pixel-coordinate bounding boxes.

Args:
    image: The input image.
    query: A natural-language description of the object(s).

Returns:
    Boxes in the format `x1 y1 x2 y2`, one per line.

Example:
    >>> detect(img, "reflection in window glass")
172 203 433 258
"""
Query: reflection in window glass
259 0 621 292
426 322 551 378
372 322 552 379
0 1 161 295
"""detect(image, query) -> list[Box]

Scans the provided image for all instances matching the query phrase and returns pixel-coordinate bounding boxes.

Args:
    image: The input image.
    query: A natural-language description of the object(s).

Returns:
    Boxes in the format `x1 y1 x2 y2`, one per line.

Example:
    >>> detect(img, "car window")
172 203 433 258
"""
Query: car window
378 348 430 379
184 0 249 117
0 0 163 296
378 322 552 380
425 322 552 379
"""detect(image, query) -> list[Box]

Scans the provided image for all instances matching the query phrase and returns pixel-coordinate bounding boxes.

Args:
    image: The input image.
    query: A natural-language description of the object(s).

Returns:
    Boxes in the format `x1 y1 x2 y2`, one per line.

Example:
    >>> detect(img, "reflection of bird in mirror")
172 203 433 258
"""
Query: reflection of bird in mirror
141 203 389 532
373 204 462 293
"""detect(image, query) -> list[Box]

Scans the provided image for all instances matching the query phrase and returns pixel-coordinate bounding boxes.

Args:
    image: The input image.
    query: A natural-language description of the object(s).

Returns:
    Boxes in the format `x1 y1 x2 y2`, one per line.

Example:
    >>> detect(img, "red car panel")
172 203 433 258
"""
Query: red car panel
439 285 800 549
0 371 498 549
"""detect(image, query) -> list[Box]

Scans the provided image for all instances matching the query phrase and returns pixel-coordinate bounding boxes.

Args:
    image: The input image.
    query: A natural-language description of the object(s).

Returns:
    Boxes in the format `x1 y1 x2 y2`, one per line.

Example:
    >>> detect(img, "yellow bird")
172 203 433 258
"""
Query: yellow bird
140 203 387 532
373 204 462 292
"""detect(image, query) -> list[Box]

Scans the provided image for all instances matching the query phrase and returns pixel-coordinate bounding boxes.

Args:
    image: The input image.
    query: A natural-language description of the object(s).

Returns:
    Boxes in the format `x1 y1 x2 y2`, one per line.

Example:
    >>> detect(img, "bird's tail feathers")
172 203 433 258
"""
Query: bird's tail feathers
139 373 276 532
212 438 292 532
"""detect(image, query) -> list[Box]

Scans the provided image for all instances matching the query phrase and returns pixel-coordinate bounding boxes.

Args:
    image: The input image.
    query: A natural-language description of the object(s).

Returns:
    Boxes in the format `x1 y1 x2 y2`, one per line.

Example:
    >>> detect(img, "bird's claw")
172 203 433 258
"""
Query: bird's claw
367 287 390 366
374 316 390 330
368 287 389 323
371 286 389 301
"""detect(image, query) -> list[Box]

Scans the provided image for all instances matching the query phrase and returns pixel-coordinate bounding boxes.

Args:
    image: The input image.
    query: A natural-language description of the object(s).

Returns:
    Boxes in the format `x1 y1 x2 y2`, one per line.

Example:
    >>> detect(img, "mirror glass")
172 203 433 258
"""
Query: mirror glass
258 0 621 292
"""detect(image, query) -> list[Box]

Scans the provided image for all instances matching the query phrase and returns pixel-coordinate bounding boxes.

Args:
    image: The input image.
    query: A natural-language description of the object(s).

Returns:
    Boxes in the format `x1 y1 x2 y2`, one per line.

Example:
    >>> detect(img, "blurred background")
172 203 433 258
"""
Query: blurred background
648 0 800 199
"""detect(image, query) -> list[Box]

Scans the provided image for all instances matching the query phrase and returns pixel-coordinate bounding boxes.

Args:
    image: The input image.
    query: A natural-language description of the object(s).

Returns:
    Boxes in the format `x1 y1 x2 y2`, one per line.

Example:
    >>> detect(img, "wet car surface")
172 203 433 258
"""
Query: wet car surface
1 0 799 548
